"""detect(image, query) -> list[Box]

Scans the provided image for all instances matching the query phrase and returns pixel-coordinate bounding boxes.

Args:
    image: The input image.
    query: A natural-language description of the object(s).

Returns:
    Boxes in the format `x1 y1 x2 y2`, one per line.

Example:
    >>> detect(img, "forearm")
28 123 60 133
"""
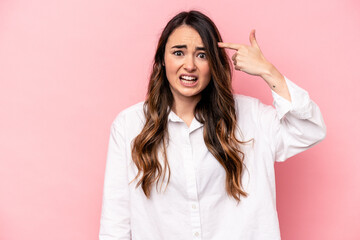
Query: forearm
261 63 291 102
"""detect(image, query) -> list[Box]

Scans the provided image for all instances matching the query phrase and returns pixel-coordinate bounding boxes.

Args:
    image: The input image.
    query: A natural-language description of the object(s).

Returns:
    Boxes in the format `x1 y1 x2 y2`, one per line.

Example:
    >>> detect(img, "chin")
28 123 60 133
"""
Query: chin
180 91 202 99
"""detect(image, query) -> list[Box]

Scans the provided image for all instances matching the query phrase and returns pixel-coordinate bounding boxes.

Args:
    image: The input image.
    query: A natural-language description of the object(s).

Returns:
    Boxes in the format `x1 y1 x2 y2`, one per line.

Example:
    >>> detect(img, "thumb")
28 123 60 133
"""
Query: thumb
249 29 260 48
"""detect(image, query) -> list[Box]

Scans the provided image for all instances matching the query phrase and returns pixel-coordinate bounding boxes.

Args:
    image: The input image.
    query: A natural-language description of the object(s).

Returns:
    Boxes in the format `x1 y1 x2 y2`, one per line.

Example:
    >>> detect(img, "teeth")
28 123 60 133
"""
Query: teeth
180 75 197 81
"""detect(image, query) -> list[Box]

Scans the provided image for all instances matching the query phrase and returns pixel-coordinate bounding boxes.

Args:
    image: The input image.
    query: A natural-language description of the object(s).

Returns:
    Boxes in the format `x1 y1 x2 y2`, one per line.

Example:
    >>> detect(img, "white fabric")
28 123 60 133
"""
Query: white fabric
99 76 326 240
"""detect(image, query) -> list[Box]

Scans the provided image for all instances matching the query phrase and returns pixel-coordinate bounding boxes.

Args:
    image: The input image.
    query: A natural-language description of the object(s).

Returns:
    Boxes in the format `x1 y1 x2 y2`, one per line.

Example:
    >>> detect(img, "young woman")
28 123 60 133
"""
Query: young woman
99 10 326 240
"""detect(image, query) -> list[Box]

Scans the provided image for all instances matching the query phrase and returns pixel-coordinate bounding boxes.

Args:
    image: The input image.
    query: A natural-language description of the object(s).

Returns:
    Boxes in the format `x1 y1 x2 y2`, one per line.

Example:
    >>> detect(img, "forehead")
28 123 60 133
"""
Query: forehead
166 25 204 47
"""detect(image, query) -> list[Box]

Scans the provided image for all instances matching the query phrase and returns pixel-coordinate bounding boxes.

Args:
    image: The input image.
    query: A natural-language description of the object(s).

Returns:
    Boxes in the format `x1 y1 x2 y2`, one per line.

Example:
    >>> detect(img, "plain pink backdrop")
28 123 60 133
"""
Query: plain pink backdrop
1 0 359 239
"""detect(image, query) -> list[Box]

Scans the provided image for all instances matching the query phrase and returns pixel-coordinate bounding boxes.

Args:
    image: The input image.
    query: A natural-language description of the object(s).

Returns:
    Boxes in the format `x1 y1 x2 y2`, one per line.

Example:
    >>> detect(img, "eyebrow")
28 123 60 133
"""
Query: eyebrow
171 45 206 51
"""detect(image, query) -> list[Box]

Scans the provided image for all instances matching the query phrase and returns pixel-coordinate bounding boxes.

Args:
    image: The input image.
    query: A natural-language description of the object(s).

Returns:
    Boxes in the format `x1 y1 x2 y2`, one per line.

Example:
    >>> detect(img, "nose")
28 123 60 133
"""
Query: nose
184 56 196 72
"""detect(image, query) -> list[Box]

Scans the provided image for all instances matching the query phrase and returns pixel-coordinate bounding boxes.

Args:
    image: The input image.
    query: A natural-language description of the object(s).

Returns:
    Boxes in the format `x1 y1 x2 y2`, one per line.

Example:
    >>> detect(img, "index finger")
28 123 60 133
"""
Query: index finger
218 42 241 50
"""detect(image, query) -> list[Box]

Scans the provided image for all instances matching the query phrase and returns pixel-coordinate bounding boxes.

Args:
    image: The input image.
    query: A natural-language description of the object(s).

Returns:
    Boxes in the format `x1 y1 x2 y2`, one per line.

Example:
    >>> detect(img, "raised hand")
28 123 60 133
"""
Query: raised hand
218 29 291 101
218 29 272 77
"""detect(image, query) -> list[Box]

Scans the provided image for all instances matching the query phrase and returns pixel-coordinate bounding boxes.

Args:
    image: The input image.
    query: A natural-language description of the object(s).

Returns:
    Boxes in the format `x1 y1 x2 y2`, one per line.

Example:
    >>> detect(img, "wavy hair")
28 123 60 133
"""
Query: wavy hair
131 10 248 202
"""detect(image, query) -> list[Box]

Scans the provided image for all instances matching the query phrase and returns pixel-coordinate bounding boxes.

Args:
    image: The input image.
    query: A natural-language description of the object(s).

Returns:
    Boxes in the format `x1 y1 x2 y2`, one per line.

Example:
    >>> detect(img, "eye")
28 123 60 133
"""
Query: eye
197 52 206 59
173 51 183 56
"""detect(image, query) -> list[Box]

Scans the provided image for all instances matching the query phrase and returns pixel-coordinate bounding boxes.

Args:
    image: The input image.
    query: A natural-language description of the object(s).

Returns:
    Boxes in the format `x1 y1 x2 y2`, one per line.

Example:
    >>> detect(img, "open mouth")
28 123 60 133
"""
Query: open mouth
179 75 198 86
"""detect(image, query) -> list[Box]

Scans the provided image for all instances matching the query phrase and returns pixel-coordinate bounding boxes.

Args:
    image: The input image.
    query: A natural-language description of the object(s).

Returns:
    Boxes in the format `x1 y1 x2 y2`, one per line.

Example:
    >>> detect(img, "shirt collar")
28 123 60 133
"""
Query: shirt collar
168 110 183 123
168 110 203 133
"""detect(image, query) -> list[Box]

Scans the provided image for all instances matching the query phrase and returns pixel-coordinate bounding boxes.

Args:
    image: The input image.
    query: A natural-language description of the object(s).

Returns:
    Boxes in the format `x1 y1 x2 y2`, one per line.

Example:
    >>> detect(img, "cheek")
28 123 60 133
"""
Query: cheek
165 64 177 82
165 63 175 74
201 63 211 82
164 55 179 73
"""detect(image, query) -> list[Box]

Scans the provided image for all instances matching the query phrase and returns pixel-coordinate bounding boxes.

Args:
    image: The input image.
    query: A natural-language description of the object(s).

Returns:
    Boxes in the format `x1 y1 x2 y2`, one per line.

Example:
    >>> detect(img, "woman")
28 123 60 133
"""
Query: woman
99 10 326 240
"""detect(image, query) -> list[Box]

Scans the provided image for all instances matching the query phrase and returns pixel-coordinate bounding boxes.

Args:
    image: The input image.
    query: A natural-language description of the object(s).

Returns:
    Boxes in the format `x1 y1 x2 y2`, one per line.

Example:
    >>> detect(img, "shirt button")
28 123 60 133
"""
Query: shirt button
192 204 197 209
194 232 199 237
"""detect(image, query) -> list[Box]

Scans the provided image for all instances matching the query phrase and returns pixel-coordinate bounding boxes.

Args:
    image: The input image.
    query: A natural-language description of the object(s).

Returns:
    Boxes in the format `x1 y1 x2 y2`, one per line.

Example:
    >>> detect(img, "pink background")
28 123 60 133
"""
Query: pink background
0 0 359 239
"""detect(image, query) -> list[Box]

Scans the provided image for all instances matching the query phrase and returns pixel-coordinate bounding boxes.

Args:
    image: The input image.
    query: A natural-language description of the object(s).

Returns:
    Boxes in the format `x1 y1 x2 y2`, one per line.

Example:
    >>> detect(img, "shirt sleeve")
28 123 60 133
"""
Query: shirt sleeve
259 76 326 162
99 114 131 240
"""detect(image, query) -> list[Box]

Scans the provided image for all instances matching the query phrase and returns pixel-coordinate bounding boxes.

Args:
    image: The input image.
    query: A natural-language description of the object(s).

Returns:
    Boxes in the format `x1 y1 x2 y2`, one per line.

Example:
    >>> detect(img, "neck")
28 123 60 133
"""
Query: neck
172 94 200 127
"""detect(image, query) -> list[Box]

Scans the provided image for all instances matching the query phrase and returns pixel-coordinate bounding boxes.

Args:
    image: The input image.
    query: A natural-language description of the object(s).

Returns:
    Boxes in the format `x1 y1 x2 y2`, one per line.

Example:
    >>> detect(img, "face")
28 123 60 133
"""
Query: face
164 25 211 104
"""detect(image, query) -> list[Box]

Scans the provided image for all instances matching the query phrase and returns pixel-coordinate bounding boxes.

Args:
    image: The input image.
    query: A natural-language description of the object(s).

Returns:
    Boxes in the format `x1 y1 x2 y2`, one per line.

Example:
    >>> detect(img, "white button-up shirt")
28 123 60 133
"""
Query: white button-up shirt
99 77 326 240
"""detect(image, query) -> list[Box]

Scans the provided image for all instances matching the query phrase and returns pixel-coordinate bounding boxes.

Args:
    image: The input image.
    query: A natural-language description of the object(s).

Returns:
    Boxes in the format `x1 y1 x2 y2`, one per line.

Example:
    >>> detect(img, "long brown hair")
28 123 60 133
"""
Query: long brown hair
131 10 248 202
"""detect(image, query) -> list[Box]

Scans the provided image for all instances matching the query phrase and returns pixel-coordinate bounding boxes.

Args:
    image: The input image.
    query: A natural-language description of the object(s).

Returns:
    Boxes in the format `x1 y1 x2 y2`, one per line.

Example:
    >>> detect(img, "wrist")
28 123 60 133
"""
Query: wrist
260 61 275 81
260 63 291 101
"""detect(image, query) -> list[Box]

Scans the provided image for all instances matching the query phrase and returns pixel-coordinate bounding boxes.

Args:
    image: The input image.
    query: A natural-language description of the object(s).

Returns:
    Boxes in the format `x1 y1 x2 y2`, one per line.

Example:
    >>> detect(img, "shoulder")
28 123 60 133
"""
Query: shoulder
233 93 274 110
233 93 276 125
233 93 260 106
112 101 146 130
233 94 263 114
